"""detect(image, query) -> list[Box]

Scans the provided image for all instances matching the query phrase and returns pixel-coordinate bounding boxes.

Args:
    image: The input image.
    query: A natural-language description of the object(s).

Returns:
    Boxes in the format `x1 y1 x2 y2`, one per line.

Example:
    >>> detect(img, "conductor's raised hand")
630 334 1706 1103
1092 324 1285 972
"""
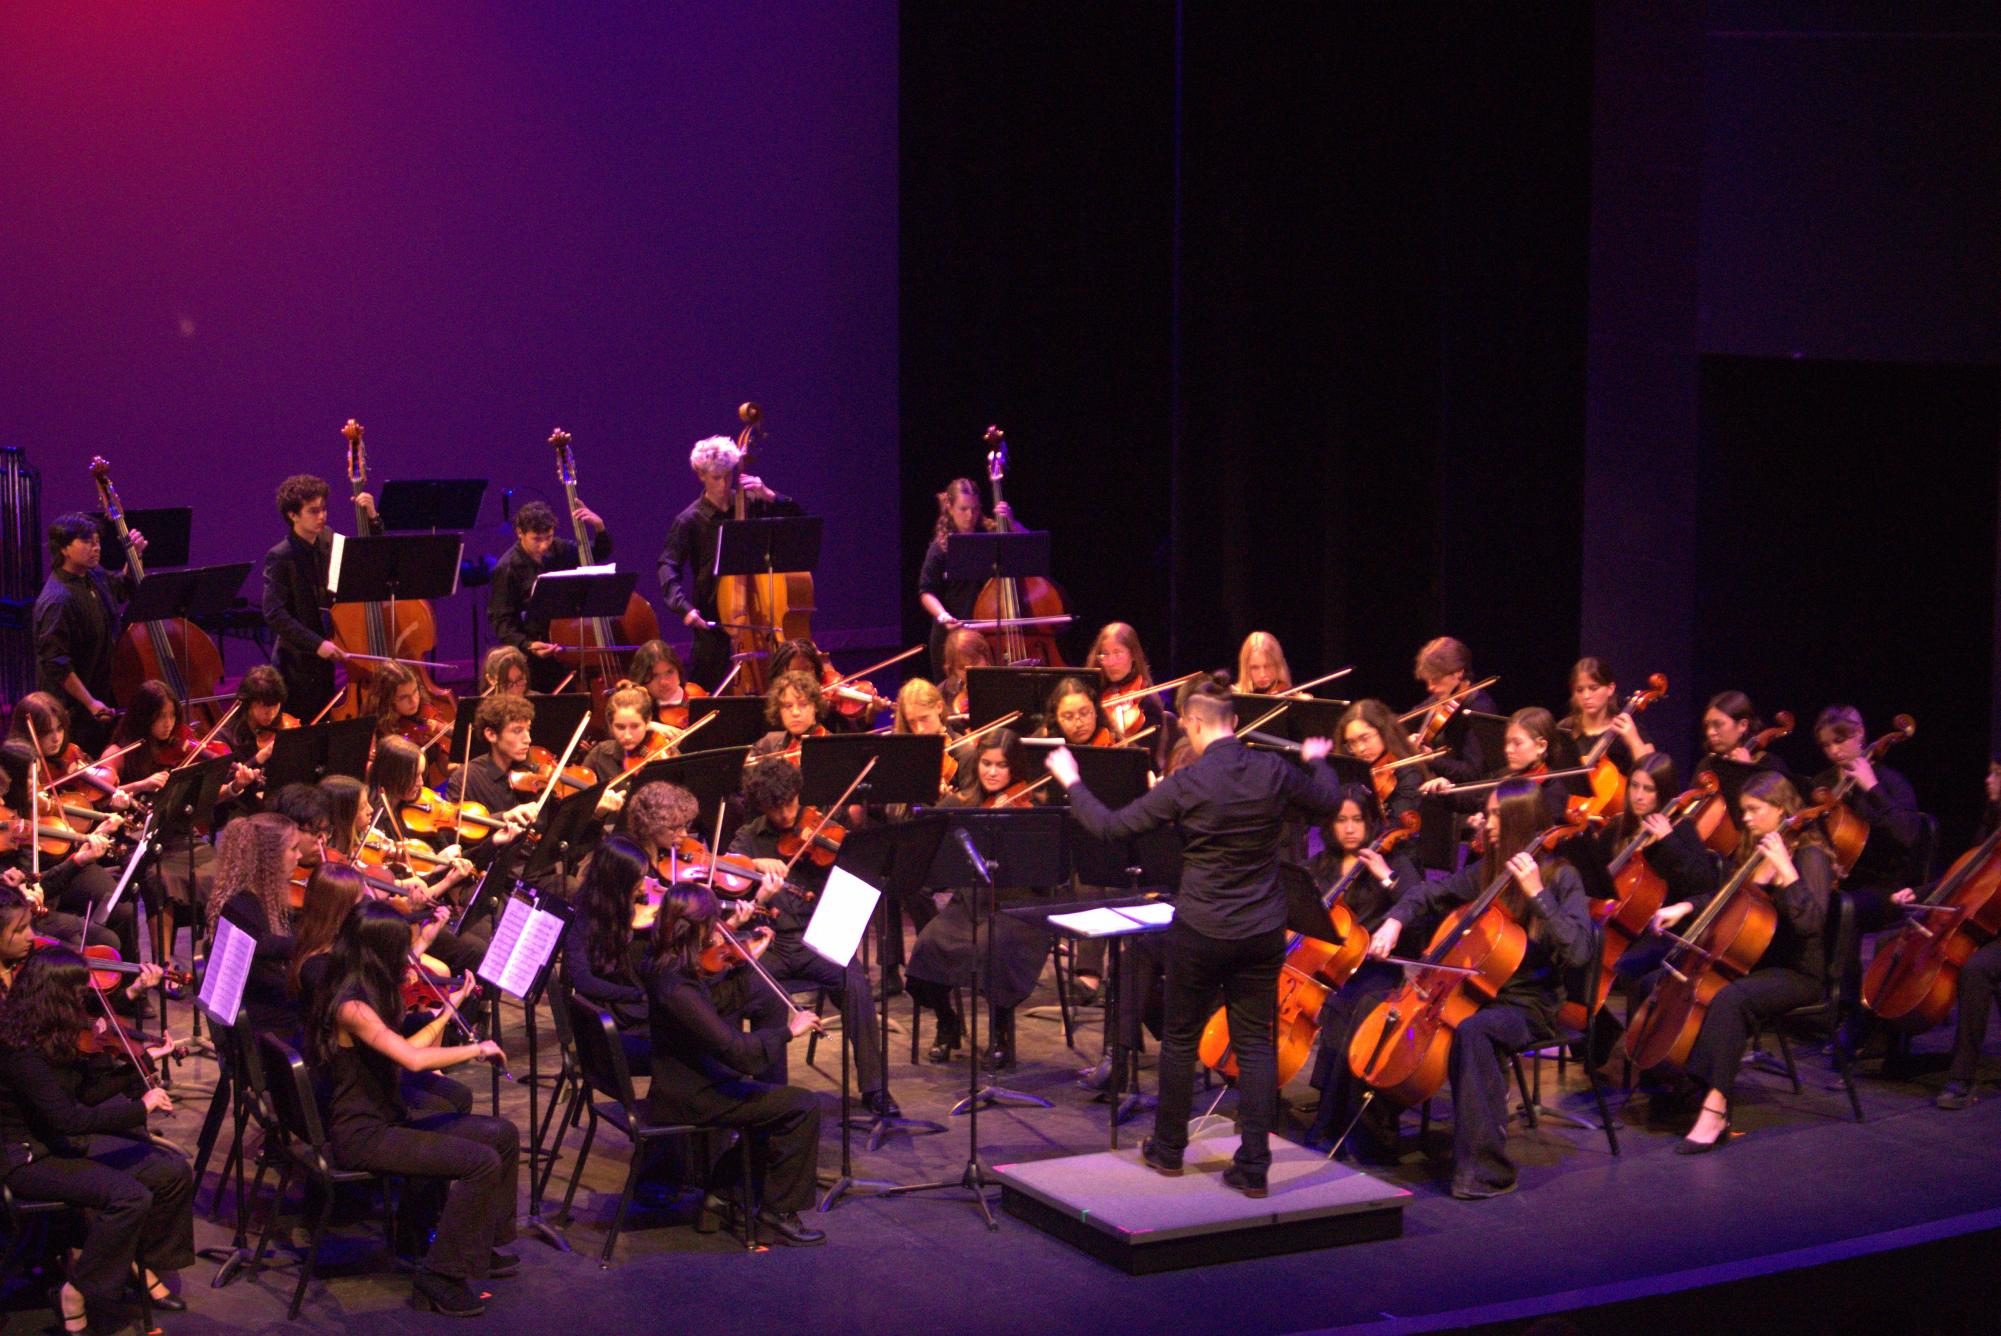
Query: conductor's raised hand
1299 736 1333 764
1044 745 1080 789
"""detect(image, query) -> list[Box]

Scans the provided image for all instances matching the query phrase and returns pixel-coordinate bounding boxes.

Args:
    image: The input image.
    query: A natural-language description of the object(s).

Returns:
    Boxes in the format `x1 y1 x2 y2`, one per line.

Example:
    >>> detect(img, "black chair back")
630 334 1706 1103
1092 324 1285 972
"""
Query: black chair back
257 1033 332 1167
566 992 638 1115
1822 889 1857 1004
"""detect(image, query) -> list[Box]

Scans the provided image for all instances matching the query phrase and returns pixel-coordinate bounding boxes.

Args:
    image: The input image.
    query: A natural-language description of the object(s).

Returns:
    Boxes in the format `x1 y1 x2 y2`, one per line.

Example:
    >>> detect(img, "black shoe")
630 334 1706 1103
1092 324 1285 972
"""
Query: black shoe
130 1271 187 1312
485 1250 520 1278
927 1012 963 1064
1077 1056 1115 1093
1067 975 1102 1007
411 1269 485 1317
1139 1137 1184 1177
1937 1082 1977 1110
756 1209 827 1247
1674 1118 1733 1154
983 1010 1017 1070
1222 1164 1268 1198
1450 1177 1518 1201
863 1090 902 1120
880 967 904 999
694 1191 736 1234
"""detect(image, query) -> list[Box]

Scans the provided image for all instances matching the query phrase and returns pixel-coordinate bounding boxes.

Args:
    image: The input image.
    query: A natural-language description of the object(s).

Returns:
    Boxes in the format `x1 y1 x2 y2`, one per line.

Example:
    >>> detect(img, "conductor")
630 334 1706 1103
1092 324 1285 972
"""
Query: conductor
1046 673 1340 1196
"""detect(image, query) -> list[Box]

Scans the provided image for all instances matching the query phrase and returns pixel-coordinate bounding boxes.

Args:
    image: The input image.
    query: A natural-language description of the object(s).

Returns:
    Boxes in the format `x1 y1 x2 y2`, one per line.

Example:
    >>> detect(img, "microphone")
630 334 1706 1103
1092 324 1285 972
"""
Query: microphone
954 827 994 879
501 488 513 523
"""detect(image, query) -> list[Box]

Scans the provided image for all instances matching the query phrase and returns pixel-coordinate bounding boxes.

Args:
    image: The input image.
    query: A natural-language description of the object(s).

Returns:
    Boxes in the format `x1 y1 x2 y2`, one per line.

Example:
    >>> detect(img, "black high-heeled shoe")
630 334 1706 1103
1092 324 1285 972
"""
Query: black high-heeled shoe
1674 1117 1733 1155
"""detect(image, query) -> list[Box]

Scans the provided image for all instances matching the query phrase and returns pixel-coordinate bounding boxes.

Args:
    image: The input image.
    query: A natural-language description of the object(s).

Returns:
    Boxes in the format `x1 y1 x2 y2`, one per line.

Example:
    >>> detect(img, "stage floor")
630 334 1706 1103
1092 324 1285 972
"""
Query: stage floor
9 969 2001 1334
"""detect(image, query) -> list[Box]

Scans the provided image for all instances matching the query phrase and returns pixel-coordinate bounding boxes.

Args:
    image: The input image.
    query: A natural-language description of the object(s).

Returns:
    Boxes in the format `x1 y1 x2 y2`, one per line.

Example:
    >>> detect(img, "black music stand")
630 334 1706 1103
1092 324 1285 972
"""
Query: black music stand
99 507 192 568
1231 691 1350 743
965 665 1098 733
518 779 610 891
261 717 375 791
476 887 574 1251
683 696 771 752
710 514 823 585
525 693 594 755
615 747 752 845
377 478 488 532
121 561 252 643
329 532 464 608
943 530 1061 666
799 737 950 1170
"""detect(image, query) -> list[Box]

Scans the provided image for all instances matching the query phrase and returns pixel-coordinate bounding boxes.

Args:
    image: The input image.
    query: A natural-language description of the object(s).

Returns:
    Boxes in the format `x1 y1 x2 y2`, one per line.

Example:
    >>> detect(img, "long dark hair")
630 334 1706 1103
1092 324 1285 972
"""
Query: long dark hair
289 863 367 999
0 948 93 1063
110 680 178 771
304 901 410 1067
369 735 423 807
321 775 366 858
1485 778 1563 931
1310 782 1385 884
578 837 648 986
648 881 720 979
1612 751 1681 843
952 727 1029 800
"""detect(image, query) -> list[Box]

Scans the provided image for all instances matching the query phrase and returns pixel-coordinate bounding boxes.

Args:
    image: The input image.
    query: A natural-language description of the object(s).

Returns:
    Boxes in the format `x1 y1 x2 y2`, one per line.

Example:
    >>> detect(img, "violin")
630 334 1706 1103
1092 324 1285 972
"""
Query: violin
1622 801 1834 1072
403 960 467 1014
818 663 887 721
156 722 231 769
30 937 191 994
289 855 432 912
1408 676 1501 750
388 701 456 788
400 788 507 842
1696 711 1795 856
1863 818 2001 1033
1370 748 1447 809
1815 714 1916 880
656 838 764 897
1 799 119 862
253 712 303 753
1348 806 1598 1106
509 746 598 801
50 743 121 811
1575 673 1667 819
653 681 709 732
357 831 456 880
1202 814 1421 1084
776 805 848 868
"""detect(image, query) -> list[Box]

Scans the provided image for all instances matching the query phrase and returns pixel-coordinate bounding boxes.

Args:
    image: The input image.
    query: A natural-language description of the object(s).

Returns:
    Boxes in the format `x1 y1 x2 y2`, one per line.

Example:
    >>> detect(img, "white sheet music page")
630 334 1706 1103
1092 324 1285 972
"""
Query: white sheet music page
804 865 882 968
199 917 256 1026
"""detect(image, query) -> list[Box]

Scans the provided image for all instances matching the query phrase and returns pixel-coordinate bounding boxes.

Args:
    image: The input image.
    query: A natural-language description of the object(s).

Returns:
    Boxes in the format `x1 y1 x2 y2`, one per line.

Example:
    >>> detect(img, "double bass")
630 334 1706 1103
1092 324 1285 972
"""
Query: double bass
711 403 814 696
1815 714 1916 880
1621 801 1832 1071
970 427 1069 668
1200 813 1421 1083
328 420 455 728
1347 807 1596 1106
547 429 660 720
1861 820 2001 1033
1577 673 1667 818
88 458 225 728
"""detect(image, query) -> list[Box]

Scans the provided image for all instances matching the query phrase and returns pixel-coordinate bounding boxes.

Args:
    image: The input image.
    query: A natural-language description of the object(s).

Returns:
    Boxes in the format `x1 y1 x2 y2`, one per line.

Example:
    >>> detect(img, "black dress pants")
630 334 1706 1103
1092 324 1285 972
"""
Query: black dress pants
1947 938 2001 1083
1153 920 1285 1173
763 932 884 1095
4 1134 195 1308
333 1111 518 1281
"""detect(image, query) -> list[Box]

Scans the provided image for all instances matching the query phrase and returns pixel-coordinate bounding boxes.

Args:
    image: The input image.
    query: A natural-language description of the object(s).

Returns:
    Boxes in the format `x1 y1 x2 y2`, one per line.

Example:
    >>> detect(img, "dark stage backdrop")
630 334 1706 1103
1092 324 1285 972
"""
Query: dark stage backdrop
0 1 900 673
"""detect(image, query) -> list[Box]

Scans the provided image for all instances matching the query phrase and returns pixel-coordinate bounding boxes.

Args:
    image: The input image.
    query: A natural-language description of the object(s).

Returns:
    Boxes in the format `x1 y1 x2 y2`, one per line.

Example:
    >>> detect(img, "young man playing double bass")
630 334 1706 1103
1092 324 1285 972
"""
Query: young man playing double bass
1047 674 1340 1195
261 474 380 722
32 513 144 754
486 499 609 694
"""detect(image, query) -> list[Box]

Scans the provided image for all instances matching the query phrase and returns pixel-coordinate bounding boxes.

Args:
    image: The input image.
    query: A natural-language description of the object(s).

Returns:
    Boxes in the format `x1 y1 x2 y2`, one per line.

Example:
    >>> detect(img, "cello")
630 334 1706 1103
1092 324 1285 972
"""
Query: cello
88 457 225 728
969 427 1069 668
547 429 661 721
1860 820 2001 1033
1815 714 1916 880
1621 800 1833 1072
711 403 814 696
1200 813 1421 1083
328 420 455 729
1576 771 1721 1020
1696 711 1794 856
1347 806 1597 1106
1577 673 1667 818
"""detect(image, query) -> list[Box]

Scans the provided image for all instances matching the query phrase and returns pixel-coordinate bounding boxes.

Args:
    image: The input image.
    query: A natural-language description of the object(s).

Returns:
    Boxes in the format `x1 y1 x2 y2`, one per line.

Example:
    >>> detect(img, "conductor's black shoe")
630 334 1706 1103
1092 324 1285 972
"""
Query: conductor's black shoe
1937 1082 1977 1110
863 1090 903 1119
1450 1177 1518 1200
1076 1055 1115 1093
1222 1164 1269 1198
485 1250 521 1278
1138 1137 1184 1177
756 1209 826 1247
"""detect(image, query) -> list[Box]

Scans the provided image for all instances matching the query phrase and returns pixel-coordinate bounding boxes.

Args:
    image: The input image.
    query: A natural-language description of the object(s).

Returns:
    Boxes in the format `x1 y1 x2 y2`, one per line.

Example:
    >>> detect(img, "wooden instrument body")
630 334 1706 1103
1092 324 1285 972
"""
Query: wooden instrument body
1347 901 1527 1107
546 428 662 718
711 404 812 696
1820 803 1869 881
1862 827 2001 1031
1199 901 1362 1083
1622 885 1777 1071
1588 846 1668 1015
971 427 1068 668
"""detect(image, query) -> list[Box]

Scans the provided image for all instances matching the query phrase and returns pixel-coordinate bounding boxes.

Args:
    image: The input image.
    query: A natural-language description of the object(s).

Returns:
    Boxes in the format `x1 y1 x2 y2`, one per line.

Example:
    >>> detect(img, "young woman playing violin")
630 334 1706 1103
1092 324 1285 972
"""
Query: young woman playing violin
1895 764 2001 1109
478 645 530 699
304 900 519 1315
212 665 295 797
640 880 825 1246
907 728 1052 1071
366 661 454 790
938 626 995 719
1085 622 1163 745
583 682 664 783
7 698 143 959
11 692 138 818
1044 675 1121 749
1559 657 1654 775
1234 631 1292 695
726 758 897 1116
1337 699 1426 823
1408 636 1499 785
627 640 706 729
0 936 191 1332
205 810 308 1035
0 754 126 961
561 835 659 1072
919 477 1013 676
325 769 485 966
1420 705 1568 815
1303 783 1422 1157
1638 770 1832 1152
1364 778 1594 1198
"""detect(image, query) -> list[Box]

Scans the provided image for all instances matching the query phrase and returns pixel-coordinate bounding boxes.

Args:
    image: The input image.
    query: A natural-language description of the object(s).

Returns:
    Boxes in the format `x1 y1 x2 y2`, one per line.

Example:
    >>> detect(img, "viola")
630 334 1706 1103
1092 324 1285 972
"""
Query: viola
253 712 303 754
509 746 598 802
31 937 192 995
88 456 226 729
1814 714 1916 880
399 787 507 842
777 806 848 868
1622 801 1834 1072
1577 673 1668 819
546 428 662 718
970 427 1069 667
1407 676 1502 750
1696 711 1795 855
1201 814 1420 1084
1369 747 1446 809
1348 806 1598 1106
1862 819 2001 1032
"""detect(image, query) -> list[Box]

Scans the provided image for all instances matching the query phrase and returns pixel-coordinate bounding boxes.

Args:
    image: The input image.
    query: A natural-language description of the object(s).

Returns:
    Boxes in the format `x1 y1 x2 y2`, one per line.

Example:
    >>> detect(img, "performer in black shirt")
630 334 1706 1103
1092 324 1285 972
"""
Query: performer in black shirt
657 435 803 689
486 499 609 694
1406 636 1498 786
917 477 1011 677
32 513 141 754
261 474 380 722
1049 674 1342 1196
1559 656 1655 777
1898 765 2001 1109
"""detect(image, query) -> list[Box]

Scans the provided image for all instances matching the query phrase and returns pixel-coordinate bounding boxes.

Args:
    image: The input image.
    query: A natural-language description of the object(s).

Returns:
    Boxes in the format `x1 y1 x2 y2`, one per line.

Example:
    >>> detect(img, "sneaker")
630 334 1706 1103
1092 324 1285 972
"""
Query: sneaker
1937 1082 1977 1110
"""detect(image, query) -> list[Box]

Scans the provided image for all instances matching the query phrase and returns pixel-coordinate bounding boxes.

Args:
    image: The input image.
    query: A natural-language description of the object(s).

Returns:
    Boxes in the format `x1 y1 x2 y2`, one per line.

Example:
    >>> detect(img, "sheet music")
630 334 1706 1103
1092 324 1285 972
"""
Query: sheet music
327 530 346 595
475 895 564 997
529 563 617 600
199 917 256 1027
804 865 882 968
1047 903 1176 937
477 896 530 988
